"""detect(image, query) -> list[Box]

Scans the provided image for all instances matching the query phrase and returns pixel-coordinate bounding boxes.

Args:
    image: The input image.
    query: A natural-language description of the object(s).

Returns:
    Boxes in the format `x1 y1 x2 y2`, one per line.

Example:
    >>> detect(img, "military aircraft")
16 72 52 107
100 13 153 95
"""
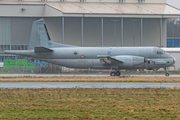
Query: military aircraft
4 18 176 76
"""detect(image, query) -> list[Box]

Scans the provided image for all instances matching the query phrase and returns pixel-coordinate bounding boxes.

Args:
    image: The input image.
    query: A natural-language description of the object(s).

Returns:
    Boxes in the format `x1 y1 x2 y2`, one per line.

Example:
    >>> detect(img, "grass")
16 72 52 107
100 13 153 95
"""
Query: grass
0 88 180 119
0 76 180 82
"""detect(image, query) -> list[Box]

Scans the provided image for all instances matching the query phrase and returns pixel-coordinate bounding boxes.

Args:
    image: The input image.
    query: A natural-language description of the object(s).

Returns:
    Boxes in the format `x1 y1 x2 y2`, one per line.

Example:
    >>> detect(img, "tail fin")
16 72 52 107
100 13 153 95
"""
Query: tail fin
28 18 77 50
28 18 51 50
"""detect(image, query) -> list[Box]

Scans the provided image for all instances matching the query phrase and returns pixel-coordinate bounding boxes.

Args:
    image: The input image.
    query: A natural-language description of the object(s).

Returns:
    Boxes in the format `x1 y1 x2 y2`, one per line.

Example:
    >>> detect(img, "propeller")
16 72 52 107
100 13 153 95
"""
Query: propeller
144 58 151 62
144 58 151 69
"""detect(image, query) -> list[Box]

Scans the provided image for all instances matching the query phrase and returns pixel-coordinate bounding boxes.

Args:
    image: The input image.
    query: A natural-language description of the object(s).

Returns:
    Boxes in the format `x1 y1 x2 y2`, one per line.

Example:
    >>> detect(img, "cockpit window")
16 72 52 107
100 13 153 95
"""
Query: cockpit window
157 51 163 54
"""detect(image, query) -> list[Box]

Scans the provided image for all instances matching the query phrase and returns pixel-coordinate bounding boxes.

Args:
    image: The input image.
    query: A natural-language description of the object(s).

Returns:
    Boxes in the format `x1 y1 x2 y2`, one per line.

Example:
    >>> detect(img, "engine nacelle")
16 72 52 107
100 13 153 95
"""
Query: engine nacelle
112 55 144 67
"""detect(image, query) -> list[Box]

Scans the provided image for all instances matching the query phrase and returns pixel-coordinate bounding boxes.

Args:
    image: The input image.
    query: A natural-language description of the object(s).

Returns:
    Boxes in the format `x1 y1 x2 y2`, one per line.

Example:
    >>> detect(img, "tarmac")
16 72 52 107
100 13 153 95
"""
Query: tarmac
0 82 180 88
0 74 180 77
0 74 179 88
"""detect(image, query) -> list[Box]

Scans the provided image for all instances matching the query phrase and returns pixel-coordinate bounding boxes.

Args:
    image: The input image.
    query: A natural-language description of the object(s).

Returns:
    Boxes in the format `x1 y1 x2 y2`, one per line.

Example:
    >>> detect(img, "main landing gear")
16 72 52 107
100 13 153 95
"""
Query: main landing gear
165 67 169 77
110 71 121 76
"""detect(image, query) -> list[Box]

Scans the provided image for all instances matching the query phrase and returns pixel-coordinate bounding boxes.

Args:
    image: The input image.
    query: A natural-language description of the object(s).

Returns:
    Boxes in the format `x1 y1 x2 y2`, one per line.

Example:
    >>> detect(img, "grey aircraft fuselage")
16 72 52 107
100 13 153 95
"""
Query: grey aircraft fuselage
3 18 175 72
5 46 175 70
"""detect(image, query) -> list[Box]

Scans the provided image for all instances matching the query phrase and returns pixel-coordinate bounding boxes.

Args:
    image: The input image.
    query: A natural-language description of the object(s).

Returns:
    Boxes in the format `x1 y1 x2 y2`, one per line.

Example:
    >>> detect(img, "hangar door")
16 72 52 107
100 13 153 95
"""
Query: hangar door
0 18 11 52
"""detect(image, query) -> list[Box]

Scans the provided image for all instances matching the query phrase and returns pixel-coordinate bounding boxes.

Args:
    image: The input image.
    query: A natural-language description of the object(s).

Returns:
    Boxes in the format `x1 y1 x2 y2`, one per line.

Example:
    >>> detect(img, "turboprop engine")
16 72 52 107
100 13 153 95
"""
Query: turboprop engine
111 55 145 67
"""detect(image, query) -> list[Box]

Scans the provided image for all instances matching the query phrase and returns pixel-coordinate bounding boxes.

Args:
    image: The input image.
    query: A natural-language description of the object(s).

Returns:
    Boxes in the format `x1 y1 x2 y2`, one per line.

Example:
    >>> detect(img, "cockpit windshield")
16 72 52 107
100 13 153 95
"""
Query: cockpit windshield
157 50 166 54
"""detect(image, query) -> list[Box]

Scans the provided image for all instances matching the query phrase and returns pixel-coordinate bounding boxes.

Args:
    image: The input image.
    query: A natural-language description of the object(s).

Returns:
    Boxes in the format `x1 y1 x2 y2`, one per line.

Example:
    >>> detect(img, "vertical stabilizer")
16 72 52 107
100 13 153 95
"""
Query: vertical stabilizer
28 18 78 50
28 18 51 50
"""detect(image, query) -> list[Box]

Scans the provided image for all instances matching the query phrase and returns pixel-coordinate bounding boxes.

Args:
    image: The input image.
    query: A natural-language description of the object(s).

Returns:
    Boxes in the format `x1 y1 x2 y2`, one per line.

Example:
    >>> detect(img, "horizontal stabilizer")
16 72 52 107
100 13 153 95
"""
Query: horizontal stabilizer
34 47 53 53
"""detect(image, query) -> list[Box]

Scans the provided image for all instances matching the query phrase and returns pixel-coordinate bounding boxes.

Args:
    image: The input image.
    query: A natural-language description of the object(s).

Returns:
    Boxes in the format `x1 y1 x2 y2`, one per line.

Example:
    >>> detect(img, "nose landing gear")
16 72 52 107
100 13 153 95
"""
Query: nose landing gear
165 67 169 77
165 73 169 76
110 71 121 76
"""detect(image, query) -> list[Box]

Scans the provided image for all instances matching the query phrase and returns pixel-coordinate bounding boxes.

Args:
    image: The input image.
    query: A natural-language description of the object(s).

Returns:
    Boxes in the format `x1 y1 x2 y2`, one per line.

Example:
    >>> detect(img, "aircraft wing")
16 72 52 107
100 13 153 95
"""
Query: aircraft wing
97 55 145 66
110 57 124 63
97 55 123 65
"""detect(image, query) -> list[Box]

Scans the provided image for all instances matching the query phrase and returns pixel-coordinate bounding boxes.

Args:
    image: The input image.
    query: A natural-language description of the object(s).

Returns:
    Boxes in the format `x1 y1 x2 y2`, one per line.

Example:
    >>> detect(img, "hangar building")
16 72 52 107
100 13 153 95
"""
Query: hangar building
0 0 180 70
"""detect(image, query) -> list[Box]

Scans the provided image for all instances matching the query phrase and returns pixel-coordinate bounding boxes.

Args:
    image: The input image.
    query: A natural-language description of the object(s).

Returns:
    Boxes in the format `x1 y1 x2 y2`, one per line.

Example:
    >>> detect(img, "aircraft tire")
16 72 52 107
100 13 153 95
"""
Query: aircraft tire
110 72 116 76
115 71 121 76
165 73 169 77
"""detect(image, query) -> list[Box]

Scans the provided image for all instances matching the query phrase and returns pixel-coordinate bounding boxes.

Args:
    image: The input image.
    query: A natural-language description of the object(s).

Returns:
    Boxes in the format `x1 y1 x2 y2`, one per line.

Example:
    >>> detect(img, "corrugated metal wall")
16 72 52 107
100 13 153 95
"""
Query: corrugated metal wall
11 18 40 45
0 17 167 47
0 18 11 45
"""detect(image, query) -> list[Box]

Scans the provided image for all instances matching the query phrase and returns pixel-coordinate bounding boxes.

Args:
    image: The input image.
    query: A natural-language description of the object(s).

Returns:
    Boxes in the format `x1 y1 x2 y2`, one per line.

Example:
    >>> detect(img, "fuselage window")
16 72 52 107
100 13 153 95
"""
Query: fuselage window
74 51 78 55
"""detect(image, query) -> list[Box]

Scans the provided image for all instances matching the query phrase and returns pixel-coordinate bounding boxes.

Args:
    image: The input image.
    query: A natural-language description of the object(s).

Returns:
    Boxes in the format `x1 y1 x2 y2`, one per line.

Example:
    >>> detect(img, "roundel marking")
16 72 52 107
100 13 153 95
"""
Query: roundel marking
81 55 85 59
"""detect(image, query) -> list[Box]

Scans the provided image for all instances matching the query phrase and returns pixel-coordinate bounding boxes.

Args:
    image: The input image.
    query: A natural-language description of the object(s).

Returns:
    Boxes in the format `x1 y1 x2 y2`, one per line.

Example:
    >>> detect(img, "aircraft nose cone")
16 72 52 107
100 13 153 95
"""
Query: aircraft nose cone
173 57 176 64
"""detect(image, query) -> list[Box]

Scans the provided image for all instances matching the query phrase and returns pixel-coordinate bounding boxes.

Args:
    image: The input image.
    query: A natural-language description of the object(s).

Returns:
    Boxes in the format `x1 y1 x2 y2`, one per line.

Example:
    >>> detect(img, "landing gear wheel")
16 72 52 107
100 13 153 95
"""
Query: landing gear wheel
165 73 169 77
165 67 169 77
115 71 121 76
110 72 116 76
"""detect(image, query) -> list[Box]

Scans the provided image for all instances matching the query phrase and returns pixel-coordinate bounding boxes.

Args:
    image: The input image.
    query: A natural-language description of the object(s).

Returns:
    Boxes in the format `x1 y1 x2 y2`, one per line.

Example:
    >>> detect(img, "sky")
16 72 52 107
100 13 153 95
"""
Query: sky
167 0 180 9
